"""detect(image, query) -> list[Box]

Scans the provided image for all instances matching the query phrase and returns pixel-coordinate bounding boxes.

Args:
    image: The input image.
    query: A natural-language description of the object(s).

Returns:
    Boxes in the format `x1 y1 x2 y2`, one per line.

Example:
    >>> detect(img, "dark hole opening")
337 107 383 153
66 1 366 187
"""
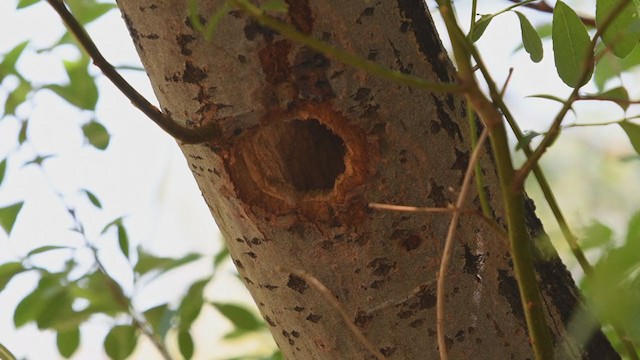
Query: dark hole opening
278 119 346 191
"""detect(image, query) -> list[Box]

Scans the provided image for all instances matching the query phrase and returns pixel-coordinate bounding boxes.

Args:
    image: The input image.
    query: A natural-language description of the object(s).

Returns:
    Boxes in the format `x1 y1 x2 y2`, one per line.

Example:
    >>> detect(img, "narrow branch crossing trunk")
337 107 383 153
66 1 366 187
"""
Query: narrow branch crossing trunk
116 0 618 358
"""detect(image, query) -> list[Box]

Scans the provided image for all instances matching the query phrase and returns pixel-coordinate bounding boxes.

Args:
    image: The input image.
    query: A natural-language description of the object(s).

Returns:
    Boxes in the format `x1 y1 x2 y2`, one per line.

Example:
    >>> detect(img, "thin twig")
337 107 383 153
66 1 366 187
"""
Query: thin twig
275 267 387 360
436 128 488 360
45 0 221 144
507 0 596 27
368 203 456 213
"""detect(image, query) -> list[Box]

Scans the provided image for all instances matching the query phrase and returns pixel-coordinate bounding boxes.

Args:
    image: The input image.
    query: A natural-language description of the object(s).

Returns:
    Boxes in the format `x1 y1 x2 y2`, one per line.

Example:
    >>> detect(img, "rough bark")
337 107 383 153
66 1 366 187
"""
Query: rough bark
116 0 618 358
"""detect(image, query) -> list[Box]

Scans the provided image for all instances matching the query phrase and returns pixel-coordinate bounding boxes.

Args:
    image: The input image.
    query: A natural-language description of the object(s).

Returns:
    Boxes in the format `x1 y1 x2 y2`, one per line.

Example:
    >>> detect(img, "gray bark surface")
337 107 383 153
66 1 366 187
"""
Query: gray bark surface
116 0 618 358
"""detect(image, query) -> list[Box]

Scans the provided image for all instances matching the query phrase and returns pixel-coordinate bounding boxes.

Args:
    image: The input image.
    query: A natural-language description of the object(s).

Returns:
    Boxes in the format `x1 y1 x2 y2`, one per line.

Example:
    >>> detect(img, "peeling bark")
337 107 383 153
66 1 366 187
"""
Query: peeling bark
116 0 618 358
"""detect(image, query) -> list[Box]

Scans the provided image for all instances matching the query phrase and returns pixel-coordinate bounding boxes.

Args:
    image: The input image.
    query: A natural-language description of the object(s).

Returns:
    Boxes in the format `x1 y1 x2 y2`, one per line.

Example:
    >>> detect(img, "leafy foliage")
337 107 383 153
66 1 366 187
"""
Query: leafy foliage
552 1 593 87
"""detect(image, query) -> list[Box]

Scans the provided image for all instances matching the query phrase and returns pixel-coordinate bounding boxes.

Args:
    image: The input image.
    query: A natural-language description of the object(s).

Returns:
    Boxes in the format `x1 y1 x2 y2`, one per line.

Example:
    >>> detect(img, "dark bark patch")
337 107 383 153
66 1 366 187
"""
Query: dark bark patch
285 0 314 34
417 286 436 309
431 95 462 141
287 274 309 294
409 318 425 328
380 347 396 357
463 244 483 275
356 7 375 24
354 311 373 328
397 310 414 319
177 34 195 56
353 88 371 102
369 279 385 289
233 259 244 269
182 61 207 83
122 14 141 49
451 148 469 171
259 40 292 86
245 251 257 259
401 234 423 251
251 237 262 245
368 257 396 277
306 313 322 323
428 178 447 207
243 20 275 41
265 316 277 327
293 306 304 312
293 48 334 101
395 0 452 83
264 284 278 290
497 269 526 328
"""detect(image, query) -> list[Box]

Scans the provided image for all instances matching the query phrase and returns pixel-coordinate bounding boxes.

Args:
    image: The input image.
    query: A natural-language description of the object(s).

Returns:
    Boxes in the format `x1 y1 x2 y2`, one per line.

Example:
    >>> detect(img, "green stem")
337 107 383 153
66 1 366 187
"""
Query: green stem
0 342 17 360
468 23 639 360
467 101 492 218
436 1 554 359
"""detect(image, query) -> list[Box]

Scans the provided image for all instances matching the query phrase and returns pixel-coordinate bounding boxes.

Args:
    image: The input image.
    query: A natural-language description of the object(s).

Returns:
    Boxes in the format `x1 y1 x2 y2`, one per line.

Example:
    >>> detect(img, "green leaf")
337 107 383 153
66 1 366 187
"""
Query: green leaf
213 246 229 269
212 302 263 332
178 329 194 360
625 209 640 246
515 11 543 63
594 42 640 90
26 245 71 257
0 202 24 235
36 290 75 330
552 1 594 87
178 279 209 329
0 158 7 187
23 154 55 167
44 56 98 110
470 15 493 42
71 271 125 316
81 189 102 208
261 0 288 12
270 350 284 360
581 221 614 250
117 223 129 259
66 0 116 25
104 325 138 360
596 86 630 110
57 328 80 358
619 121 640 155
515 130 542 151
143 304 173 339
4 79 32 116
16 0 40 9
14 275 63 328
100 217 130 259
134 250 201 278
82 121 110 150
596 0 640 58
0 41 29 79
0 262 25 289
18 120 28 144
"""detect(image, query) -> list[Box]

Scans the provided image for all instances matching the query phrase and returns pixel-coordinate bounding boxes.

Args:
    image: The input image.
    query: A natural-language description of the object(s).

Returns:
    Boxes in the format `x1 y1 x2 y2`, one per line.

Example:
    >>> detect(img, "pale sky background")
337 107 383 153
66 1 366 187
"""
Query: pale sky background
1 0 639 359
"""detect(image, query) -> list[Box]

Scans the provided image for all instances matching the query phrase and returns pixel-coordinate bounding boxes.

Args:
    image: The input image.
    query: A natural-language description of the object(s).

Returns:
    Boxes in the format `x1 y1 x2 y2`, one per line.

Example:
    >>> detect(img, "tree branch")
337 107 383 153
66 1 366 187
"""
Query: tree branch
507 0 596 27
46 0 222 144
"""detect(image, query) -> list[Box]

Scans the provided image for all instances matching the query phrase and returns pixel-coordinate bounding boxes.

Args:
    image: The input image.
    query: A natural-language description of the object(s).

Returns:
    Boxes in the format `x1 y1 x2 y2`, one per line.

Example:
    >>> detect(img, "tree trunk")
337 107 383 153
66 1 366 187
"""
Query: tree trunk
115 0 618 358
